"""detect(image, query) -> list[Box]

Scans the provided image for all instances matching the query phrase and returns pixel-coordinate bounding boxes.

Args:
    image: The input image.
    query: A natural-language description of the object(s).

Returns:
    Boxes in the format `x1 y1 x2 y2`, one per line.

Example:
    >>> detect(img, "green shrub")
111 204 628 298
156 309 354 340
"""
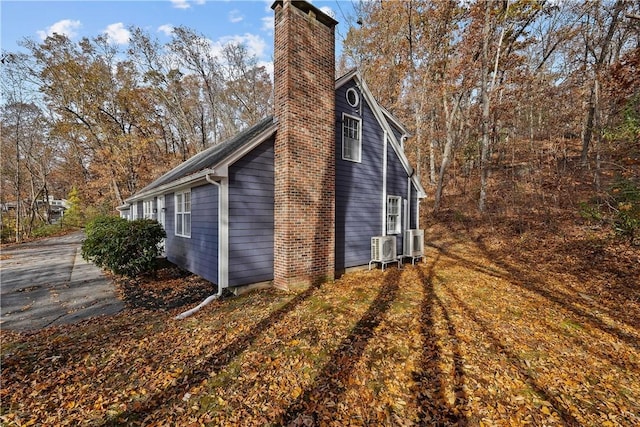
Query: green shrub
31 223 66 239
81 216 166 277
578 201 603 222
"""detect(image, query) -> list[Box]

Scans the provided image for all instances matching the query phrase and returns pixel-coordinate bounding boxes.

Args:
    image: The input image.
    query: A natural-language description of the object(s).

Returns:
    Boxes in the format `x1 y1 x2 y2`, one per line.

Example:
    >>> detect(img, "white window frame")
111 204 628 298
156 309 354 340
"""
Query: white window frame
175 190 191 238
386 195 401 235
143 199 155 220
131 203 138 220
342 113 362 163
346 87 360 107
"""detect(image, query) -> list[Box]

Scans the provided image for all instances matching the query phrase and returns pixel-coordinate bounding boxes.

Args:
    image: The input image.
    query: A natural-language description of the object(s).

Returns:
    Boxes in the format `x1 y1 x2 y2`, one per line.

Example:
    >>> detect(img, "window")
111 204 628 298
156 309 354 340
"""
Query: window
131 203 138 220
342 114 362 162
143 199 155 220
175 190 191 237
387 196 401 234
346 87 359 107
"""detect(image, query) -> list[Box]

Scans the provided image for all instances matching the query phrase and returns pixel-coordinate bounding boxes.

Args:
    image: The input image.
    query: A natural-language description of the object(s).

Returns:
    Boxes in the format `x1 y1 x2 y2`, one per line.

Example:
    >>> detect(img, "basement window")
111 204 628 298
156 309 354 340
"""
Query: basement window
342 113 362 163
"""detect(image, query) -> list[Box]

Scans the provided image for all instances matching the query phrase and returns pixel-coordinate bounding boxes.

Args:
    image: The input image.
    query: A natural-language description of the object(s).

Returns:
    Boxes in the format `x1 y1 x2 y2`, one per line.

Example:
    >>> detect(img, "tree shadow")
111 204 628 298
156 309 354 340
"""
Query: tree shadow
274 267 402 425
102 283 323 426
413 257 468 426
472 238 640 352
441 283 582 426
426 238 639 352
427 237 638 369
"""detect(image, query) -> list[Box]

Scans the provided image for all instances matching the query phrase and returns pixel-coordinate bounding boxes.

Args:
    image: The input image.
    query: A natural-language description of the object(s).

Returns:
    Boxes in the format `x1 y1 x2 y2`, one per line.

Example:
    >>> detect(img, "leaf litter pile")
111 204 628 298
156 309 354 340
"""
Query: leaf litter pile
1 225 639 426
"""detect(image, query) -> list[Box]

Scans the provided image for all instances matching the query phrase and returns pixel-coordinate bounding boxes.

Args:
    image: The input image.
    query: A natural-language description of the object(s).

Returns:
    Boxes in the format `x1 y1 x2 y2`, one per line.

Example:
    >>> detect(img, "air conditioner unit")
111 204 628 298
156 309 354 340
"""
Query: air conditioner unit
403 229 424 261
371 235 397 263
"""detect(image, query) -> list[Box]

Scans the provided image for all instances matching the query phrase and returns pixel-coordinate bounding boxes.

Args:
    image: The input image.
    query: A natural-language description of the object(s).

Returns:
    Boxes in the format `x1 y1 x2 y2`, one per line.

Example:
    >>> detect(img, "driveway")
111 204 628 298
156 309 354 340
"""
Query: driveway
0 231 124 332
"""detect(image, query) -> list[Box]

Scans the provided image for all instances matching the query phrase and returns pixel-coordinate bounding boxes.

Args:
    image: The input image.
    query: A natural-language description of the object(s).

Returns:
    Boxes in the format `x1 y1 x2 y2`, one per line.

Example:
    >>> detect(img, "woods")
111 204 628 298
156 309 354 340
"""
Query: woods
1 0 639 242
341 0 639 218
1 26 272 241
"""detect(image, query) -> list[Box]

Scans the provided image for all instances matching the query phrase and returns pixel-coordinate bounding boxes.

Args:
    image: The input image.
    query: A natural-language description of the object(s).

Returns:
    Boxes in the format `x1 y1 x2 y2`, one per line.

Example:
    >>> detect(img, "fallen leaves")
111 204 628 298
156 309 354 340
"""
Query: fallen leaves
1 227 639 426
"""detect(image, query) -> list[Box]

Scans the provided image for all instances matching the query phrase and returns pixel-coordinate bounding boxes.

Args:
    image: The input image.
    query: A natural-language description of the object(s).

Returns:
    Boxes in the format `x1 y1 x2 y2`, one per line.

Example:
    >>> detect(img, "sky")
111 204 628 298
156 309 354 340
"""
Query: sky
1 0 358 69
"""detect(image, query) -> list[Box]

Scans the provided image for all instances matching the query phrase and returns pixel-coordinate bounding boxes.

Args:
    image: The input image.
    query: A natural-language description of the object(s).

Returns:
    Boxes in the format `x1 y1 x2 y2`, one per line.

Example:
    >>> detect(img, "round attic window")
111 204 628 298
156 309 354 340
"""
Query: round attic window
346 87 359 107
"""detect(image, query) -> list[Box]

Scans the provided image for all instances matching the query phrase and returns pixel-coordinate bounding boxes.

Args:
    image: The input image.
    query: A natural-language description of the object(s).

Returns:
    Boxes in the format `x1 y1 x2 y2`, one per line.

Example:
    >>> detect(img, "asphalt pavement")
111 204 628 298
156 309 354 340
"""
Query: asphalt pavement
0 231 124 332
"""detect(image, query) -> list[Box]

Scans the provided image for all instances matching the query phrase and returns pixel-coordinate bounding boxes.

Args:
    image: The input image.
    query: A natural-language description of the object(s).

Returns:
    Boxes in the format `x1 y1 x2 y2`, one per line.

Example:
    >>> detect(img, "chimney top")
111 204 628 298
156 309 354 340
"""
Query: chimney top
271 0 338 28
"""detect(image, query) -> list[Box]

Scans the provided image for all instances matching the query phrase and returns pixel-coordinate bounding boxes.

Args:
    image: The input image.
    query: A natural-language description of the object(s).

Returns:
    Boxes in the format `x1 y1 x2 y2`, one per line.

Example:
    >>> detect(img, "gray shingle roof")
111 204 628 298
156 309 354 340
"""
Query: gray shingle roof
133 116 275 197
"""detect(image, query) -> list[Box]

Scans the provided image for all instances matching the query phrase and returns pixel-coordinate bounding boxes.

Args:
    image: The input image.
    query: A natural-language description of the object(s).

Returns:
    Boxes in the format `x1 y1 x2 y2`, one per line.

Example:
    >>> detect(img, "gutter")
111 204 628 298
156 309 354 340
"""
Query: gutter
127 168 220 204
175 172 228 319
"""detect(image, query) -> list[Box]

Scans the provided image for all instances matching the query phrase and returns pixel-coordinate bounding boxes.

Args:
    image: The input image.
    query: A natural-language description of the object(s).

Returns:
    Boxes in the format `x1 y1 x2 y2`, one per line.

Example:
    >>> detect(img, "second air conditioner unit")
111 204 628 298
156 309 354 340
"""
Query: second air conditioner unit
403 229 424 261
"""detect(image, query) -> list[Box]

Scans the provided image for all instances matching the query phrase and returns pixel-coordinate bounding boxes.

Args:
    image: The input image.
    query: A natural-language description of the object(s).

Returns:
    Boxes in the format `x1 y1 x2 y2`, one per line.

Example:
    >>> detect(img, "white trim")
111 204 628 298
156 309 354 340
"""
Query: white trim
382 131 388 236
403 198 409 233
143 198 154 220
336 70 427 198
386 195 402 235
206 175 229 290
174 189 191 238
346 87 360 107
219 178 229 289
127 168 217 203
407 177 412 228
341 113 362 163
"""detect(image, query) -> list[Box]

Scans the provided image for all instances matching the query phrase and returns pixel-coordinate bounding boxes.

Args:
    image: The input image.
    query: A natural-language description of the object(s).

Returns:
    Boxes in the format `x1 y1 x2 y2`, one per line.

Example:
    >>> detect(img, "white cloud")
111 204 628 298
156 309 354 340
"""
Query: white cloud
261 16 273 34
158 24 175 36
37 19 82 40
170 0 205 9
220 33 267 59
170 0 190 9
229 9 244 23
104 23 130 45
205 33 269 65
258 60 274 80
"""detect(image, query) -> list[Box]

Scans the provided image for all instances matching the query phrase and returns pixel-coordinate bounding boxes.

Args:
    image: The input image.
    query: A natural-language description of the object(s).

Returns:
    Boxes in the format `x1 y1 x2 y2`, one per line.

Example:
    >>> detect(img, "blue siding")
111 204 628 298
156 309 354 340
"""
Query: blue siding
136 201 143 219
335 81 384 271
386 143 409 254
165 185 219 285
335 78 420 270
228 138 275 286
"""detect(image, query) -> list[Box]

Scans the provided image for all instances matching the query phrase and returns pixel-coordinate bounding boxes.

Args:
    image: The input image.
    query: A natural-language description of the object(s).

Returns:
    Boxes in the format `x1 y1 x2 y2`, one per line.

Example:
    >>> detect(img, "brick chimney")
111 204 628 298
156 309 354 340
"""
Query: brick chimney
271 0 337 289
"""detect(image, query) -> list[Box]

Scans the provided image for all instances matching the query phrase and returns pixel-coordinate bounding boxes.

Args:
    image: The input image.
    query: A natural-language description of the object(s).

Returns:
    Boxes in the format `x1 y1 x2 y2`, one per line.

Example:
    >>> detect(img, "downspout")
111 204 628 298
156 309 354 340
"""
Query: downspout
175 173 227 319
407 176 412 230
382 131 388 236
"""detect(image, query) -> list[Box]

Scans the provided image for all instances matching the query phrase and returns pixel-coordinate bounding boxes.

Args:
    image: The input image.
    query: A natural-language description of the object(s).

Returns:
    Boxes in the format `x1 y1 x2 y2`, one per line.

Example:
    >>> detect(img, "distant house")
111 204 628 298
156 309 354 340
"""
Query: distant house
119 0 426 292
2 196 69 222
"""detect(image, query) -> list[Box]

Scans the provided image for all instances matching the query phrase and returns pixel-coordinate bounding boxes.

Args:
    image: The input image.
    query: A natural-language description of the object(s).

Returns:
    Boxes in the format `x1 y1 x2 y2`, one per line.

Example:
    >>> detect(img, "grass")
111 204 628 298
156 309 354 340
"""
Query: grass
1 224 639 426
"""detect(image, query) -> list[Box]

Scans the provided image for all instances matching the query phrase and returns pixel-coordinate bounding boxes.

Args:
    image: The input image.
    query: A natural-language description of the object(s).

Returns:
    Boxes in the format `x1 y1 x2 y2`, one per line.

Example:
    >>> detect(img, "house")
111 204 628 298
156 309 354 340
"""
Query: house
119 0 426 292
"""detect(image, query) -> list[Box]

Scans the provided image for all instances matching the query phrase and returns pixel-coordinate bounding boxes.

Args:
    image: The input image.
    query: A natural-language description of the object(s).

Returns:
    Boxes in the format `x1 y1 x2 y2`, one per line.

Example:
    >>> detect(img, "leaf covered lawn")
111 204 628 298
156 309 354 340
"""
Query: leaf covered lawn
1 226 639 426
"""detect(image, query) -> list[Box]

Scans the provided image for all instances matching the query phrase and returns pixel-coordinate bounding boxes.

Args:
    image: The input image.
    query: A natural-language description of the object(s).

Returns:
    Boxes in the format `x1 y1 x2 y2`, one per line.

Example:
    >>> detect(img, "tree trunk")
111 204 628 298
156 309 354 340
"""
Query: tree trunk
429 110 437 185
478 1 492 213
434 93 461 212
581 0 625 166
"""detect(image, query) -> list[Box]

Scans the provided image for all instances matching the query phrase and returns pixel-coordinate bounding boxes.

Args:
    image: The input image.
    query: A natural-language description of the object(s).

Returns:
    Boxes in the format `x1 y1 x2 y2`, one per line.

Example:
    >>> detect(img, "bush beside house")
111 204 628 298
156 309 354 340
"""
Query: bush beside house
82 216 166 277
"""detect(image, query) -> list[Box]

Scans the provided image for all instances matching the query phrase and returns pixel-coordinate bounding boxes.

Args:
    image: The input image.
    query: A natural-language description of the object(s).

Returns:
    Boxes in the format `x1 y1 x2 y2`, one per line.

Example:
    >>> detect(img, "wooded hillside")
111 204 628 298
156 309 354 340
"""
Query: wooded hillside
1 0 639 243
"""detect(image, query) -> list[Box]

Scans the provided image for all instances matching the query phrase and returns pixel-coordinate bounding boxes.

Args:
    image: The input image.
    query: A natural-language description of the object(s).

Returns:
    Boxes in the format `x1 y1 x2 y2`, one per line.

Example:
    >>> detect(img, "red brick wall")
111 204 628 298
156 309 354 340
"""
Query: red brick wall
272 0 336 289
